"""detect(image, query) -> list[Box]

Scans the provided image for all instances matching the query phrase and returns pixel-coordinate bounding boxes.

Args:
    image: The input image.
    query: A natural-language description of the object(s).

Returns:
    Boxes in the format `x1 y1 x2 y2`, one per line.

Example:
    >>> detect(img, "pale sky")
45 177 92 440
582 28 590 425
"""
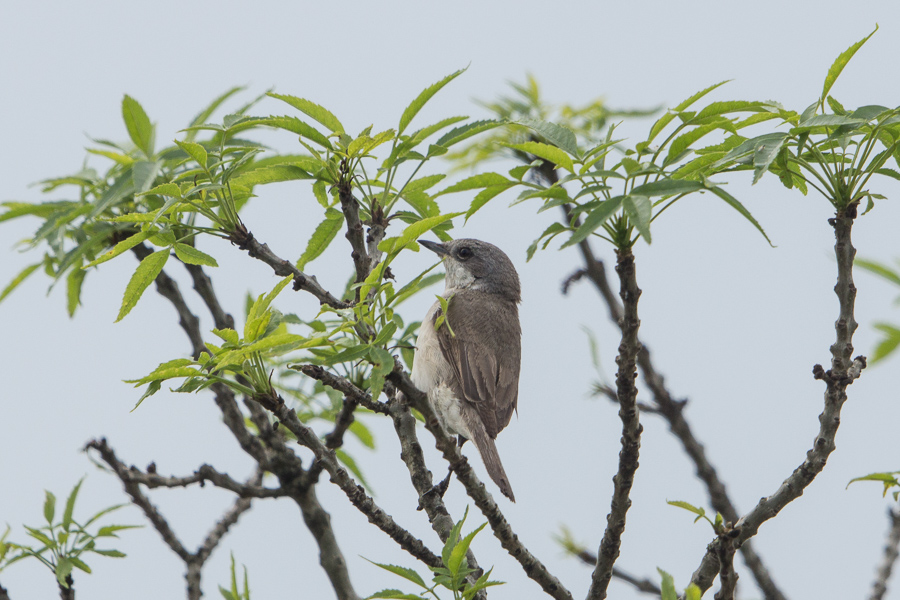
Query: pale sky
2 2 900 599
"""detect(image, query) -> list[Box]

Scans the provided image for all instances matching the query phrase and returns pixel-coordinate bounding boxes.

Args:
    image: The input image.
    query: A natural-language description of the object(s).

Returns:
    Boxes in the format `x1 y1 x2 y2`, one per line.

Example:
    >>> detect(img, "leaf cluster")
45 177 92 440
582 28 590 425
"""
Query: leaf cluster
0 479 137 588
366 508 502 600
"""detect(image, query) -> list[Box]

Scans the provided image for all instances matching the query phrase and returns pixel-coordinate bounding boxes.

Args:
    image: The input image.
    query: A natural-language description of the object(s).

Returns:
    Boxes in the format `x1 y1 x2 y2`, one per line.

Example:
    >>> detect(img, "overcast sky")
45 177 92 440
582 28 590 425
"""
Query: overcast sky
2 2 900 599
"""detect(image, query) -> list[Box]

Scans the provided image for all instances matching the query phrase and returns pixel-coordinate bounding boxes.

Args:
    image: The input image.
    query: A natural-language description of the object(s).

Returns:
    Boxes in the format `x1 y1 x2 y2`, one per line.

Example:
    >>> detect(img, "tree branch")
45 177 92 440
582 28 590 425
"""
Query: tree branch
587 247 644 600
389 368 574 600
560 205 787 600
252 394 442 569
869 508 900 600
691 207 867 593
228 224 349 308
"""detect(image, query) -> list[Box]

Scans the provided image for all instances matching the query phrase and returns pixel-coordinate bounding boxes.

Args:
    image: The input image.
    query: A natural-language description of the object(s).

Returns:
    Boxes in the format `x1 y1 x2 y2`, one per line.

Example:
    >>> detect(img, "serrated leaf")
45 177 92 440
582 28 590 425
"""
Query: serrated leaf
62 478 84 531
364 559 428 588
122 95 154 157
435 119 503 148
173 243 218 267
623 195 652 243
658 568 678 600
398 68 466 136
44 491 56 524
66 259 86 317
647 81 730 144
139 182 183 198
261 115 332 149
821 26 878 105
231 164 314 188
116 249 169 322
84 231 155 269
448 522 486 576
630 179 704 197
56 557 74 586
297 208 343 270
175 139 208 168
267 92 344 134
365 589 424 600
0 262 41 304
560 196 624 248
69 556 92 573
466 184 516 221
504 141 574 173
436 173 510 196
186 86 245 141
707 185 772 245
517 118 579 156
378 213 463 255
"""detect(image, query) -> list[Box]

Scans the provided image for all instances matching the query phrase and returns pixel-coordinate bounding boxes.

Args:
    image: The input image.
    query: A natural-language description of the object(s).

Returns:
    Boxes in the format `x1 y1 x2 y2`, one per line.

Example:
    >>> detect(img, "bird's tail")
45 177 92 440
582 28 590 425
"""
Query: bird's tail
468 424 515 503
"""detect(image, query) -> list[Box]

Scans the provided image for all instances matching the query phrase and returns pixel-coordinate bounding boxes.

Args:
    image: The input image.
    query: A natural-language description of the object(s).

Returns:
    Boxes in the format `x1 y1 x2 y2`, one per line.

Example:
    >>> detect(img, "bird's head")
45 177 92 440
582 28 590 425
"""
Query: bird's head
419 238 521 303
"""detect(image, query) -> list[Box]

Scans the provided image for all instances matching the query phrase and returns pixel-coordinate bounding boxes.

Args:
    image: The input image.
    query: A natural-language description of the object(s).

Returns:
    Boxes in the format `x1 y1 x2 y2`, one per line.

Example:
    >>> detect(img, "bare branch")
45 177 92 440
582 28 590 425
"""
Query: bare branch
85 438 191 562
228 224 349 308
253 394 442 569
714 525 741 600
870 508 900 600
389 368 574 600
691 207 867 593
588 247 644 600
182 262 235 330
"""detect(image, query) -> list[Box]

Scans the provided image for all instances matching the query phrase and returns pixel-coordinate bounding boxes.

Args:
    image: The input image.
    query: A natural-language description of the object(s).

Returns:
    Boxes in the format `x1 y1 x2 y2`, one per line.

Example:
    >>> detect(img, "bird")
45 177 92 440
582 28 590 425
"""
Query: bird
411 238 521 502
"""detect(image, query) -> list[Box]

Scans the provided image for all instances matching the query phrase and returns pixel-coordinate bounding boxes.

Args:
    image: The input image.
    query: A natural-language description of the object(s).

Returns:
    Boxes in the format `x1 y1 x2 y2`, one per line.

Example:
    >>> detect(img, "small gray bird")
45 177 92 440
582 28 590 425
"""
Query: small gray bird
411 238 521 502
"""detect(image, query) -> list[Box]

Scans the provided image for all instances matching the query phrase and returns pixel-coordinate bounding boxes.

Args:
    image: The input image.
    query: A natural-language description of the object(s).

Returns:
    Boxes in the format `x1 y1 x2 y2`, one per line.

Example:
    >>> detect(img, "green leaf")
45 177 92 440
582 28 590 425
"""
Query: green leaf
821 25 878 106
630 179 704 197
684 583 702 600
69 556 92 573
0 262 41 304
84 231 155 268
261 115 332 149
658 568 678 600
116 249 169 322
436 173 510 196
398 68 466 136
378 213 463 255
707 185 772 245
231 164 314 187
56 557 74 587
297 208 343 270
122 95 154 157
466 183 516 221
175 139 208 168
173 243 219 267
96 524 141 538
646 81 730 144
560 196 624 248
139 182 183 198
363 559 428 589
62 478 84 531
349 420 376 449
871 323 900 363
516 118 579 157
503 141 574 173
44 491 57 524
365 589 424 600
368 346 395 401
267 92 345 133
436 119 503 148
66 265 86 317
448 522 486 576
186 86 245 141
855 258 900 288
526 222 567 261
623 195 651 243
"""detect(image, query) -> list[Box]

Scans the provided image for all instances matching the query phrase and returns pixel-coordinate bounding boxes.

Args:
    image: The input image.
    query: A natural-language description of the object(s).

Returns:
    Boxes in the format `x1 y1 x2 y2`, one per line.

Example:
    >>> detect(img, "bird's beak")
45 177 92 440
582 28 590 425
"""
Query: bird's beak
419 239 448 256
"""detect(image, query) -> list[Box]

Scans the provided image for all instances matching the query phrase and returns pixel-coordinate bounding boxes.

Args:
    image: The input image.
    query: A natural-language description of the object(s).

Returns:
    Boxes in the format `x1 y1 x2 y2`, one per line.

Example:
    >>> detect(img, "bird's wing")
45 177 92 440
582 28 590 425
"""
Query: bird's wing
434 291 520 438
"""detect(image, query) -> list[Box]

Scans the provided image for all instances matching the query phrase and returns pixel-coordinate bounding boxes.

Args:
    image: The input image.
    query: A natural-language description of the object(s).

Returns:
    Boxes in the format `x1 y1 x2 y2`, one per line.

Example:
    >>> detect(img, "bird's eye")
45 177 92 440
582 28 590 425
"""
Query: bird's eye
457 246 474 259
